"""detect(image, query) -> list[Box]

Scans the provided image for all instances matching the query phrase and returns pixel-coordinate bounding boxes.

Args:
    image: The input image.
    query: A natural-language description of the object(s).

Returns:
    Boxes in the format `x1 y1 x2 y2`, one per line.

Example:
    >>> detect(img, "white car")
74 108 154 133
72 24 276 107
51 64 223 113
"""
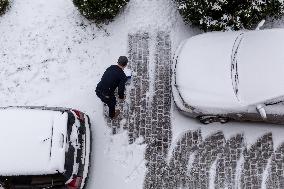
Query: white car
173 28 284 124
0 106 91 189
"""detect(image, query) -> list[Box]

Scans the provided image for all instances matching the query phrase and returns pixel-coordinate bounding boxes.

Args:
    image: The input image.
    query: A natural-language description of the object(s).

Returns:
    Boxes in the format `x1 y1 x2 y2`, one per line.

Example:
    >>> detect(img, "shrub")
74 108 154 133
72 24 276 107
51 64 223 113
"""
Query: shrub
174 0 284 31
73 0 129 23
0 0 8 15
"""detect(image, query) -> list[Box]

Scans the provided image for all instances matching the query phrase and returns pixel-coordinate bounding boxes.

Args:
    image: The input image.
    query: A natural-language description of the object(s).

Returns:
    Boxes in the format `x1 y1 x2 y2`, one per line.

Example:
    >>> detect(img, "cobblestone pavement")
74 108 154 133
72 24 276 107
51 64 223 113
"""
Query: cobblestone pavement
105 32 284 188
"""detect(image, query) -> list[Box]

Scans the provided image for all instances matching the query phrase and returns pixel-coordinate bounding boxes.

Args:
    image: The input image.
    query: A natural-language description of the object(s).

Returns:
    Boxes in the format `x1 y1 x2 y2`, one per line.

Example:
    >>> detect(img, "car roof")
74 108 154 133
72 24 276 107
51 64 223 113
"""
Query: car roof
176 31 243 109
237 29 284 105
0 108 68 176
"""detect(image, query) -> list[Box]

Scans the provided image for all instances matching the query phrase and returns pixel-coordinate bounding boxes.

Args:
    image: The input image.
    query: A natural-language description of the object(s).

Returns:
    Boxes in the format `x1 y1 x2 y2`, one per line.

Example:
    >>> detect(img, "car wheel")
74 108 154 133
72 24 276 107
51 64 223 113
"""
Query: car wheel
218 117 229 124
198 116 214 124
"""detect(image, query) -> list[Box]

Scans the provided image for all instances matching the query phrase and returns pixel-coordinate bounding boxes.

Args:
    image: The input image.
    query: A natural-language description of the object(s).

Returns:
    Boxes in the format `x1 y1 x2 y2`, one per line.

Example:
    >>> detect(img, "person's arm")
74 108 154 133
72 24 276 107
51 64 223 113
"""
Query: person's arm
118 75 127 99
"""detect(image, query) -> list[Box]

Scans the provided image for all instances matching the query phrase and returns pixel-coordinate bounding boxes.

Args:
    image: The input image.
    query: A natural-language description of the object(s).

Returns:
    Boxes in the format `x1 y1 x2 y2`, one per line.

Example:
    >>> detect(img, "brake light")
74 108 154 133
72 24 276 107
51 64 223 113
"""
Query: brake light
67 176 82 189
73 110 85 122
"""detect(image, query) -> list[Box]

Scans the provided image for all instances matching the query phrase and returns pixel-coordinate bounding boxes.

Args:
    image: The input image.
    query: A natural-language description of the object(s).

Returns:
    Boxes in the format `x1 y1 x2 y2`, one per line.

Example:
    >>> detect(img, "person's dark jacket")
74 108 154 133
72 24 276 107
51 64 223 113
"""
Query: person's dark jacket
96 65 127 99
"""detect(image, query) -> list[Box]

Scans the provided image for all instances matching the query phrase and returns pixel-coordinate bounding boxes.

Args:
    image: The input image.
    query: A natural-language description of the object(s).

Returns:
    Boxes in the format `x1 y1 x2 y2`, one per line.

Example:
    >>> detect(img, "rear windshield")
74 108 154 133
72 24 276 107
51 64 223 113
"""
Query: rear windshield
64 111 85 179
0 174 66 188
64 111 76 180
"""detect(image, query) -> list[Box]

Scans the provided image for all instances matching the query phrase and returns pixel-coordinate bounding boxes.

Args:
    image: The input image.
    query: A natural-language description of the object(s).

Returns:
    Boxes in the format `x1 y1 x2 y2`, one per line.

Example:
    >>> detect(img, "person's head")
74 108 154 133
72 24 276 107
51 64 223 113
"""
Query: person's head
117 56 128 69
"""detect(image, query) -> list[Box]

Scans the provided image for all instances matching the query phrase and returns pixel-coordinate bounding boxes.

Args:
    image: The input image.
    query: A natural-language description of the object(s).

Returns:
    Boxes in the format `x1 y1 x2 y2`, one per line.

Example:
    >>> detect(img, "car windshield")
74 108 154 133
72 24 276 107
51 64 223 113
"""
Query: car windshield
231 33 244 101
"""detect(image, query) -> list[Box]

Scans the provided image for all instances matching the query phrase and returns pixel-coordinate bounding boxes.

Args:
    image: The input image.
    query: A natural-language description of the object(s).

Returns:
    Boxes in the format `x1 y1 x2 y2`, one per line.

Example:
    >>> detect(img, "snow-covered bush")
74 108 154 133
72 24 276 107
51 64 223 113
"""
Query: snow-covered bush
0 0 8 15
73 0 129 23
174 0 284 31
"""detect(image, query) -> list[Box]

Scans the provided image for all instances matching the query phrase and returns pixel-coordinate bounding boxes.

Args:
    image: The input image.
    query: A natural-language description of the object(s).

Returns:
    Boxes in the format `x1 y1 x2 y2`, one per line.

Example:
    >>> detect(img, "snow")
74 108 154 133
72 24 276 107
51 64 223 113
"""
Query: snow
238 29 284 105
261 156 272 189
80 114 91 189
175 31 243 109
0 108 67 176
174 28 284 115
0 0 161 187
120 0 184 33
67 113 81 182
235 154 244 189
171 110 284 150
92 131 146 189
1 0 284 188
209 159 218 189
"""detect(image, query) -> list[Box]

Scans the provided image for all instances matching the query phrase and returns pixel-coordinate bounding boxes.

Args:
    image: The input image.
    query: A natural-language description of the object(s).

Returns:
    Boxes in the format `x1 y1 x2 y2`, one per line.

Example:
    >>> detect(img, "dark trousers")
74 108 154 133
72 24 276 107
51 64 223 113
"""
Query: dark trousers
96 90 116 118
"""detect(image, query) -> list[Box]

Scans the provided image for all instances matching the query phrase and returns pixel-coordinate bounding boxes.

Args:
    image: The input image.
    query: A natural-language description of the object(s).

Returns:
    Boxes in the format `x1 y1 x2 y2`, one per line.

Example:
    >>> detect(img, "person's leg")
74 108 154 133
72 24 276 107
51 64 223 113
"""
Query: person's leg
107 96 117 118
96 90 102 100
96 90 108 104
96 90 118 118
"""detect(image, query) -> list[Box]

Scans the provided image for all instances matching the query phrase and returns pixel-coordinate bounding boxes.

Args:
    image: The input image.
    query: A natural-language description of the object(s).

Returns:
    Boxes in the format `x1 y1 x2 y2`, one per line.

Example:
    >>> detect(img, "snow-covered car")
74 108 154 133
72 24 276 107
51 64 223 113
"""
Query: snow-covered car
0 106 91 189
173 28 284 124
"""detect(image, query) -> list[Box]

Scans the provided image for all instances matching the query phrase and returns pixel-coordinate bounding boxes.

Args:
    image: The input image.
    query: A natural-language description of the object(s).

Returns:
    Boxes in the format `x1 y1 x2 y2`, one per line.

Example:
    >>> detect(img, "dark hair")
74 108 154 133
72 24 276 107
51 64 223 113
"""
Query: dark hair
117 56 128 67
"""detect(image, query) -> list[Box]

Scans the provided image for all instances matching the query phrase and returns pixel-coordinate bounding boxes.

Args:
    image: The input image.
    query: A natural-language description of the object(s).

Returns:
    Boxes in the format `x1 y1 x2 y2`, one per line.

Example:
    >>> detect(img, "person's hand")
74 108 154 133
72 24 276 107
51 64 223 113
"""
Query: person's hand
118 95 125 101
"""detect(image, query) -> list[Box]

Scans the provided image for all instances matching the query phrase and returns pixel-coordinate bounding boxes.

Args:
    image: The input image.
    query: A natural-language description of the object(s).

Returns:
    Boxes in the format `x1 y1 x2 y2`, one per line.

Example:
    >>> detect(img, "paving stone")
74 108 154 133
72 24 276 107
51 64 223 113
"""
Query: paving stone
241 133 274 189
215 134 244 189
144 31 173 189
166 130 202 188
187 132 225 189
266 143 284 189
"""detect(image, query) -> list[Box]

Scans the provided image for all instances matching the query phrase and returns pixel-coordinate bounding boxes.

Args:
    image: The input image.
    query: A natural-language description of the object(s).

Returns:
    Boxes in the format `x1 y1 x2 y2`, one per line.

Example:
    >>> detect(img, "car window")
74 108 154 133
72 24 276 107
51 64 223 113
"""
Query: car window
64 112 76 180
64 111 85 180
0 174 65 188
231 32 244 101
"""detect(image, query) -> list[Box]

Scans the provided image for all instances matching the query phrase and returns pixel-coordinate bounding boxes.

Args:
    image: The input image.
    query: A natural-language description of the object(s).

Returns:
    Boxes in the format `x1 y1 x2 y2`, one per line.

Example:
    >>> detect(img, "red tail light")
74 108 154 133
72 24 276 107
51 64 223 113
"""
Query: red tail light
67 176 82 189
73 110 85 122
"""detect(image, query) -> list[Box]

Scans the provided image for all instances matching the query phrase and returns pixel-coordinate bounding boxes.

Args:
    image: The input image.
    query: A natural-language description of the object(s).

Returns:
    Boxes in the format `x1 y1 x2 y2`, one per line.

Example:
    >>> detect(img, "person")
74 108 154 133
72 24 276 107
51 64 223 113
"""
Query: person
96 56 128 119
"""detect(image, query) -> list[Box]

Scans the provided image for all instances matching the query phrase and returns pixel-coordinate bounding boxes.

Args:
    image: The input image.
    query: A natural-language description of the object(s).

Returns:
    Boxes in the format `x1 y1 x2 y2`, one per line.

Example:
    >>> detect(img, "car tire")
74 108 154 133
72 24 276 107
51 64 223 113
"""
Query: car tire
198 116 214 124
218 117 229 124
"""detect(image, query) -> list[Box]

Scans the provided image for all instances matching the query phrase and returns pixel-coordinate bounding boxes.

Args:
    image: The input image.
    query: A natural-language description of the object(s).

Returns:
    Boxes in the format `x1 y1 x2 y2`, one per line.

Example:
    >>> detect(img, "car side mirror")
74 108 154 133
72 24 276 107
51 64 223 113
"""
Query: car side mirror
256 104 267 119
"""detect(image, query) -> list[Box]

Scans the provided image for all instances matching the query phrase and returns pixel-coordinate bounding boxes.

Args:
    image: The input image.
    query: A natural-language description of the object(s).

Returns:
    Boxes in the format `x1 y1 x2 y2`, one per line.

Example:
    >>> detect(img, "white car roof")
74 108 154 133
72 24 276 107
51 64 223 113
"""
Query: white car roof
0 108 68 176
238 29 284 105
176 31 242 109
176 29 284 110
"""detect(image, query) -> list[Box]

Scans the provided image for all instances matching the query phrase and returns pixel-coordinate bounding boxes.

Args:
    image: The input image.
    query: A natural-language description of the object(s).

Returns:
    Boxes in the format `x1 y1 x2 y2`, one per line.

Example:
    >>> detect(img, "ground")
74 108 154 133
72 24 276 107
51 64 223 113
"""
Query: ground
1 0 284 189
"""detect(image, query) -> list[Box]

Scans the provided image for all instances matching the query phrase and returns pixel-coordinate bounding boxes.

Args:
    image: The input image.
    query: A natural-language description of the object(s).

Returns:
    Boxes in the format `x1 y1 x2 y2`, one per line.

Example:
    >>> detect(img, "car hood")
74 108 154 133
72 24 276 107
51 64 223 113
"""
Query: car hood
175 31 243 109
0 108 68 176
238 29 284 105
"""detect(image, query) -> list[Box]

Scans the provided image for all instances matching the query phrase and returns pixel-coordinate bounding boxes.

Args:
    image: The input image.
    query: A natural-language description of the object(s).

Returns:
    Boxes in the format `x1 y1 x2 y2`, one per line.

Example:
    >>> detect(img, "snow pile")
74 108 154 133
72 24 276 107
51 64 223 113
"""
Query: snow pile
93 131 146 189
115 0 182 32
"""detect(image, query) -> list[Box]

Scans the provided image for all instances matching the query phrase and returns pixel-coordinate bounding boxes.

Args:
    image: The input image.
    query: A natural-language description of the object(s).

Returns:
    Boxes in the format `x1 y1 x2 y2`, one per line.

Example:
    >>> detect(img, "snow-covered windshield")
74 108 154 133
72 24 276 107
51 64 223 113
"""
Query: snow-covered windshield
231 33 244 102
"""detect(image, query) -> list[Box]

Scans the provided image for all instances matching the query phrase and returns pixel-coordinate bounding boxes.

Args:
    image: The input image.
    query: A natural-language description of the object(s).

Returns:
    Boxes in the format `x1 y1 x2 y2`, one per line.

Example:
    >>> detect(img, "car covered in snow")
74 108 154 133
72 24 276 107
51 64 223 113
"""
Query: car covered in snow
173 28 284 124
0 106 91 189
